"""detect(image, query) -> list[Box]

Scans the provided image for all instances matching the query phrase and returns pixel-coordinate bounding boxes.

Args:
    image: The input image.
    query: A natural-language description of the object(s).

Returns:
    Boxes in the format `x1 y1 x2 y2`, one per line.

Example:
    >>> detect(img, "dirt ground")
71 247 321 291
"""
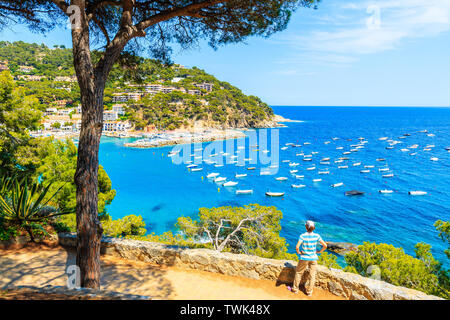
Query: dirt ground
0 245 343 300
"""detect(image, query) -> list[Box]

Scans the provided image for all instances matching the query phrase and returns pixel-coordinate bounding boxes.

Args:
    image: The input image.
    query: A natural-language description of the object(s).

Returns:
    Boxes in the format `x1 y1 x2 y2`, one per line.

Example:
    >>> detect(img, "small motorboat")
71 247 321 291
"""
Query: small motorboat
289 162 300 167
313 179 322 182
266 191 285 197
335 160 344 163
223 181 238 187
214 177 226 183
382 174 394 178
338 166 348 169
336 147 343 150
191 168 203 172
379 137 389 141
409 191 427 196
379 189 394 194
321 158 331 161
187 164 198 168
445 147 450 151
281 147 288 150
247 167 256 170
214 164 224 167
345 190 365 196
303 158 313 162
236 189 253 195
376 158 386 161
430 157 439 161
260 170 271 176
364 165 375 168
318 171 330 175
282 160 291 163
386 146 394 150
291 184 306 188
331 182 344 188
379 168 390 172
400 148 410 152
353 162 361 166
320 162 331 165
294 175 304 179
306 167 316 171
275 177 288 181
207 172 220 178
290 170 298 174
343 151 351 155
235 173 247 178
360 170 370 173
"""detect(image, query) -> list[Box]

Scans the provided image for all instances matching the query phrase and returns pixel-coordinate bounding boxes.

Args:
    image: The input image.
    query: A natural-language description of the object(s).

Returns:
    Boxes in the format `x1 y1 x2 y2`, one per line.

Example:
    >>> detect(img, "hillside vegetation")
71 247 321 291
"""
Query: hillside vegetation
0 41 274 130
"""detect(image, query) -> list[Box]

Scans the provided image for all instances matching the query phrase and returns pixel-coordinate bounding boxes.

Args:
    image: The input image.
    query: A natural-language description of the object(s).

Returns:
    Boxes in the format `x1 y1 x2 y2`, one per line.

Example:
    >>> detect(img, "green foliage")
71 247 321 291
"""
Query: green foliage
344 242 449 298
318 252 342 269
0 176 74 241
102 215 147 238
435 220 450 259
160 204 297 260
0 70 42 175
17 138 116 215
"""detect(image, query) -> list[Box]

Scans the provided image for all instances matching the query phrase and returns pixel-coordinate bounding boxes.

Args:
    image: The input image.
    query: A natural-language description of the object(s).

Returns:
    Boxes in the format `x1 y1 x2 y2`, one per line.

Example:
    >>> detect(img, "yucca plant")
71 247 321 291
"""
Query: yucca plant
0 177 74 242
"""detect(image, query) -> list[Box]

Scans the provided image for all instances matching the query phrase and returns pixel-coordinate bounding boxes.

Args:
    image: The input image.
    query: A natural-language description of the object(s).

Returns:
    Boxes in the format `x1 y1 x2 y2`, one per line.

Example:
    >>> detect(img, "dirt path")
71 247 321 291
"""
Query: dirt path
0 246 343 300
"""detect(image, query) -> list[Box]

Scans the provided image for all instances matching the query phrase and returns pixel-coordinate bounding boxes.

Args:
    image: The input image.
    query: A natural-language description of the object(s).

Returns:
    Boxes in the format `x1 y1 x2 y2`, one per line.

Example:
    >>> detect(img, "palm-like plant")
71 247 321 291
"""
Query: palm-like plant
0 177 74 241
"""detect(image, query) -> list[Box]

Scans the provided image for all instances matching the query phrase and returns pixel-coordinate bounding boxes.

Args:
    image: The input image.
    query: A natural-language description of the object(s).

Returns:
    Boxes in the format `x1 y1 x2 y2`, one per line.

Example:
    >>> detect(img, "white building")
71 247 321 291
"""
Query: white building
103 121 131 132
112 104 126 115
103 110 119 122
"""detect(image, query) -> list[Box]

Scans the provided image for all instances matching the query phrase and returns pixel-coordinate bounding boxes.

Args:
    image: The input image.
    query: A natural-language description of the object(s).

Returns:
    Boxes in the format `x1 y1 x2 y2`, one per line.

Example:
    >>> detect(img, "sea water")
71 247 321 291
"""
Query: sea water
99 106 450 265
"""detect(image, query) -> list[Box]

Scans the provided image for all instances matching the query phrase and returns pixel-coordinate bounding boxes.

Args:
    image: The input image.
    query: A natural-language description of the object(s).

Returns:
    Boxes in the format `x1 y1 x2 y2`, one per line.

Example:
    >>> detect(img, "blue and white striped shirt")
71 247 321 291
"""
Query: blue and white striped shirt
298 232 323 261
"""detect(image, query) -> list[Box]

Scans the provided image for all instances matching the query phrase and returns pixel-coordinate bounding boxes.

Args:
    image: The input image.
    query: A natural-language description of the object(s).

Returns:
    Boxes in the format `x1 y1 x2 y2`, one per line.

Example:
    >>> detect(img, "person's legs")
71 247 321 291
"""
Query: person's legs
305 261 318 295
292 260 308 293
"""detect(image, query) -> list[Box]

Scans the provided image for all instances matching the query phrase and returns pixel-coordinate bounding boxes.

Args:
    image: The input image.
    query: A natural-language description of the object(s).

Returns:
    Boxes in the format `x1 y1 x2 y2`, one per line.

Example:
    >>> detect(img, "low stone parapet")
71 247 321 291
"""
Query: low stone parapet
58 233 442 300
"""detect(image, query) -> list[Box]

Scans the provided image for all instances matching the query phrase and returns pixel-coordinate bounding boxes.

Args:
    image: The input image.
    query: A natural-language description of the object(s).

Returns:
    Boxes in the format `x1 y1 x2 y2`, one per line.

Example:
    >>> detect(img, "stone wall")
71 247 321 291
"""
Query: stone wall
58 233 442 300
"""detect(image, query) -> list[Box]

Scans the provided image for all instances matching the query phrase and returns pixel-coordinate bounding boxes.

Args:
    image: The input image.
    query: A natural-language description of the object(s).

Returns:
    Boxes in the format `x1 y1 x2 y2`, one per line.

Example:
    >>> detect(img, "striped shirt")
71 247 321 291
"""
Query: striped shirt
298 232 323 261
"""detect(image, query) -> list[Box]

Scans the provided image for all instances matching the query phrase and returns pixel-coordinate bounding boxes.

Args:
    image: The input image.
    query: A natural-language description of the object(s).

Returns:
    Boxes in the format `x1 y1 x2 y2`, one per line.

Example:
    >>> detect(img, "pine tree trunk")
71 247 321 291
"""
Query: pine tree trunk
71 4 104 288
70 1 133 288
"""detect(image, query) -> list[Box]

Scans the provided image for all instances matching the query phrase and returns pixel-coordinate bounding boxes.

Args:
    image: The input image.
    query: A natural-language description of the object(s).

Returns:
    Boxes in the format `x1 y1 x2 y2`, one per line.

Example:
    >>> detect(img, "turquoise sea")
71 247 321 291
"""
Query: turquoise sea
98 106 450 265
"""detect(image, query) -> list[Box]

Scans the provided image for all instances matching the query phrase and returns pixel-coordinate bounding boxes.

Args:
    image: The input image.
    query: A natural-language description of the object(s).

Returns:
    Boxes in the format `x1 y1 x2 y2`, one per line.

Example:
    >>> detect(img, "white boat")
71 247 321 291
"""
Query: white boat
313 179 322 182
291 184 306 188
187 164 197 168
290 170 298 174
331 182 344 188
382 174 394 178
191 167 203 172
214 164 224 167
236 189 253 195
223 181 238 187
409 191 427 196
318 171 329 175
289 162 300 167
360 170 370 173
304 142 311 145
235 173 247 178
430 157 439 161
306 167 316 171
343 151 351 155
214 177 226 183
320 162 331 165
379 137 389 141
379 189 394 194
364 165 375 168
294 175 305 179
281 147 288 150
275 177 288 181
336 147 344 150
260 171 271 176
335 160 344 163
207 172 220 178
338 166 348 169
401 148 410 152
379 168 390 172
266 191 285 197
282 160 291 163
303 158 313 161
321 158 331 161
262 150 270 154
353 162 361 166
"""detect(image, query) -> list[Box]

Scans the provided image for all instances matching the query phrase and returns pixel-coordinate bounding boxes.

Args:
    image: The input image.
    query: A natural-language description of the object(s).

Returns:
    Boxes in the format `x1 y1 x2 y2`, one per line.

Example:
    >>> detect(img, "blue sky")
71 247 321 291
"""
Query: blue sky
1 0 450 106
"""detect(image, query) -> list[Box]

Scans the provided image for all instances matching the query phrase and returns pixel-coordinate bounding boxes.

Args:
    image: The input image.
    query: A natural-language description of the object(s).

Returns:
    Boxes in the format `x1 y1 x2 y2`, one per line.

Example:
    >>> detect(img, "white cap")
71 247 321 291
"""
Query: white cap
305 220 315 228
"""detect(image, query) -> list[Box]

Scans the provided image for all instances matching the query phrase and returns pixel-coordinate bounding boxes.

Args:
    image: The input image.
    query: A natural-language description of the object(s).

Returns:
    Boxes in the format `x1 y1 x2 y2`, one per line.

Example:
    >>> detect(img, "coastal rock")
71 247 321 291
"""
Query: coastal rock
326 242 358 255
